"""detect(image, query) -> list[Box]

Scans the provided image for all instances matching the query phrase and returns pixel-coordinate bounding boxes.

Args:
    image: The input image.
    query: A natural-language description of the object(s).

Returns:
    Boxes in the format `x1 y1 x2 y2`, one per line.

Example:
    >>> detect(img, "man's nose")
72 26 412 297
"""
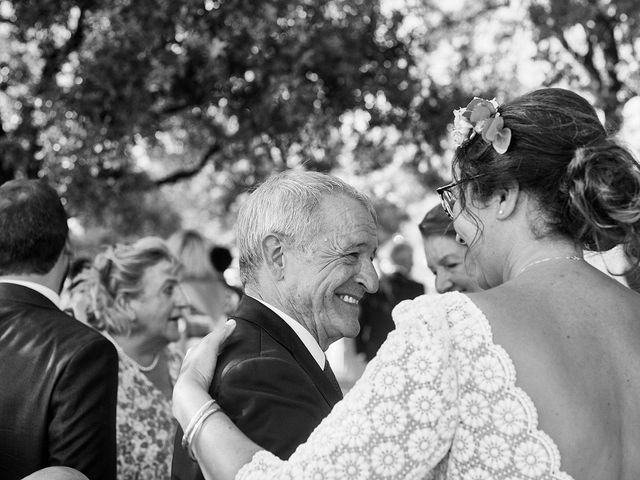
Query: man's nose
358 258 379 294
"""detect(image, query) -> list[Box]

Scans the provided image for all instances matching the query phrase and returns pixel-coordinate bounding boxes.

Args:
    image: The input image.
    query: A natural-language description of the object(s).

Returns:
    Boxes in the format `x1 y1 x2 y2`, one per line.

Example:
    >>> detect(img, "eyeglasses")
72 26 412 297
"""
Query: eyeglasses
436 174 485 219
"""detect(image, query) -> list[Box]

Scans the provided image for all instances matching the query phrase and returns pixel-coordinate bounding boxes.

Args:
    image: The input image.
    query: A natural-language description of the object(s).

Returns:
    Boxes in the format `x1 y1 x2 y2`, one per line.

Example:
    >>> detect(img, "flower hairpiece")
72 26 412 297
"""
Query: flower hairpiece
452 97 512 154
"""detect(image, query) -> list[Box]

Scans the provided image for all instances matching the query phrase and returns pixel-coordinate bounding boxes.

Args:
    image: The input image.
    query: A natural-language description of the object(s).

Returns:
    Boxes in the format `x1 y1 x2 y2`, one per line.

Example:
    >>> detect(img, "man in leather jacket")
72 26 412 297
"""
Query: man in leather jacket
172 171 379 480
0 179 119 480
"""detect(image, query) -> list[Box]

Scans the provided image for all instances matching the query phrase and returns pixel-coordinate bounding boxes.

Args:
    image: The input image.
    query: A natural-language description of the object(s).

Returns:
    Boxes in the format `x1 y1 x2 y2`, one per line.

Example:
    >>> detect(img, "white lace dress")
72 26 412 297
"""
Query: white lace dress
236 292 575 480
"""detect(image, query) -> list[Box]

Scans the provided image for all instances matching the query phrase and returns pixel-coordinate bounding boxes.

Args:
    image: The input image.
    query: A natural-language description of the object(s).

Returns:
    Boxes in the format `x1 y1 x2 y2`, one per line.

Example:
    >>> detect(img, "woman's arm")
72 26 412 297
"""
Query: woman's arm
174 295 459 480
172 320 262 480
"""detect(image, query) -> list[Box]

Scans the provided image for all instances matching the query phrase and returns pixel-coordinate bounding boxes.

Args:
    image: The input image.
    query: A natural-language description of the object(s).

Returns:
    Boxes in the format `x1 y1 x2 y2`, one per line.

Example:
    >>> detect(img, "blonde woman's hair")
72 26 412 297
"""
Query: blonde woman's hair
167 229 216 281
85 236 181 336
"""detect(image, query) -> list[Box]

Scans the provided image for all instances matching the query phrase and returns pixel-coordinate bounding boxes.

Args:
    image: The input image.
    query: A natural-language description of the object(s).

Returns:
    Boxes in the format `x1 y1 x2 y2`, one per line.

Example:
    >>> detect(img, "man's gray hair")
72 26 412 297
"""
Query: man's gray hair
236 170 376 286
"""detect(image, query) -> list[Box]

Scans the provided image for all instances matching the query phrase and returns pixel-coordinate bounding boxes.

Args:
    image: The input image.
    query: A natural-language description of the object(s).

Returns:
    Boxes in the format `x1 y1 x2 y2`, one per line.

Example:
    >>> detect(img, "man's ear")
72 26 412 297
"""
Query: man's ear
494 181 520 219
261 234 285 280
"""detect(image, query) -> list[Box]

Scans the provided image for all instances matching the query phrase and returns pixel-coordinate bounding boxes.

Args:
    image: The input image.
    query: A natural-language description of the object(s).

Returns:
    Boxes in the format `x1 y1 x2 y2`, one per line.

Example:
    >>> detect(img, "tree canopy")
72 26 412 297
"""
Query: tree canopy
1 0 639 242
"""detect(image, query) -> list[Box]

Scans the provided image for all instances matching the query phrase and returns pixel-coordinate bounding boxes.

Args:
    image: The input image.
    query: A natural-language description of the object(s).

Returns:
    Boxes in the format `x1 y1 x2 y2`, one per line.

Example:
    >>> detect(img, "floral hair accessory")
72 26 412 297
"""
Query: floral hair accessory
452 97 512 154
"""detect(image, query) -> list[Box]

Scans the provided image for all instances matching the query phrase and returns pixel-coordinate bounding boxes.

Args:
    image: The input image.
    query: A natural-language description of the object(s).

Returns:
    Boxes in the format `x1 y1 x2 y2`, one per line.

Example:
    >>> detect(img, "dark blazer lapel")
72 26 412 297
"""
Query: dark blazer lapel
232 295 343 405
0 282 60 311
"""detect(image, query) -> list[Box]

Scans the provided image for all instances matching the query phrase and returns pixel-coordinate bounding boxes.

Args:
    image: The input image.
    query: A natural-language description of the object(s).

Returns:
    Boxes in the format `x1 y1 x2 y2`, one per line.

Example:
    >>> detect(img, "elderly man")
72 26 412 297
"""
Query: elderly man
172 170 378 480
0 179 118 480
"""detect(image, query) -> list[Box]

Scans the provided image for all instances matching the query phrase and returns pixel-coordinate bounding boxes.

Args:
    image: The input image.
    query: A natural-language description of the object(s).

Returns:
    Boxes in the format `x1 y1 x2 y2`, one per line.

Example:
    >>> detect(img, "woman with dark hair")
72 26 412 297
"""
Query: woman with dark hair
419 204 481 293
209 245 242 315
84 237 187 480
172 88 640 480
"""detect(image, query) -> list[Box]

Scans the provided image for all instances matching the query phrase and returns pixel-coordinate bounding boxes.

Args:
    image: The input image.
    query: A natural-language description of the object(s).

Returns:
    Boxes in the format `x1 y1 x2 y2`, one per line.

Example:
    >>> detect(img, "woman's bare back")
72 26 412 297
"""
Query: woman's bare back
468 261 640 480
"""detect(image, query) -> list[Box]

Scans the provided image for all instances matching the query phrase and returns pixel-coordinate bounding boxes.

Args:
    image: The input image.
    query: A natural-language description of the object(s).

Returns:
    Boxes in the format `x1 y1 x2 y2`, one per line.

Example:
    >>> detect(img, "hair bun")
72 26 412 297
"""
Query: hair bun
562 139 640 258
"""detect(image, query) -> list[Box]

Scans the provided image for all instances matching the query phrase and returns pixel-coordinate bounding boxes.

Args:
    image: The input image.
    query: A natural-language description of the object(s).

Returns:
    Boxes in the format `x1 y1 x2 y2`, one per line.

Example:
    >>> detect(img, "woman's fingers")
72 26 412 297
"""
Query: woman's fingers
221 318 236 343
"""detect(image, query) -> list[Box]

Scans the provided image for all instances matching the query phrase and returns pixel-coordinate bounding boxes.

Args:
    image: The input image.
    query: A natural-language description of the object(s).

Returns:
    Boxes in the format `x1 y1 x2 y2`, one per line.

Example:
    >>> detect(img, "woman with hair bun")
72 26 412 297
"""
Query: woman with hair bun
84 237 187 480
172 88 640 480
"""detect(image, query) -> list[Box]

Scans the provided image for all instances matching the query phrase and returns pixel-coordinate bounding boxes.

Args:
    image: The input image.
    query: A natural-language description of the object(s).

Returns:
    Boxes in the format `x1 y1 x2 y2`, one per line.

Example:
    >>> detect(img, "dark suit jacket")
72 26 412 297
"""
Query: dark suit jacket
0 283 118 480
384 271 425 305
172 295 343 480
356 271 425 360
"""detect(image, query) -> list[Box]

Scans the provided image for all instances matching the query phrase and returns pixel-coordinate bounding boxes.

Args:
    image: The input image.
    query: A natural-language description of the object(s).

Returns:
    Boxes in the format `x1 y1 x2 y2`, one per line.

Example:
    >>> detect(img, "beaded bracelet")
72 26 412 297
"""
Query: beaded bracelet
181 399 216 450
185 402 222 460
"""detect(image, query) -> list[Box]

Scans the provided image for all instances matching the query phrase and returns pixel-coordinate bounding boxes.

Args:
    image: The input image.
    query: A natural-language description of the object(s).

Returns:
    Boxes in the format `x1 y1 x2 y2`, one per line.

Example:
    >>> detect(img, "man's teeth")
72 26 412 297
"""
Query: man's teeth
338 294 359 305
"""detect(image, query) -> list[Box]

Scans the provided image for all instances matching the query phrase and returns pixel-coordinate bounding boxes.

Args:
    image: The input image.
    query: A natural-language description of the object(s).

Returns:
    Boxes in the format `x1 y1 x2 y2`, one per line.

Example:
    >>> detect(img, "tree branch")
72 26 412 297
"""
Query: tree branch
553 27 602 90
596 12 622 93
36 7 86 95
154 143 221 186
155 101 191 116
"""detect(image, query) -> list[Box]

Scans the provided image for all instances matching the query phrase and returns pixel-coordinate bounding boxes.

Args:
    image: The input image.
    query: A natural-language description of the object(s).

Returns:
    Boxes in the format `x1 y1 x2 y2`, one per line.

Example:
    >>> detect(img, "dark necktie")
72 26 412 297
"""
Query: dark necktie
323 360 341 393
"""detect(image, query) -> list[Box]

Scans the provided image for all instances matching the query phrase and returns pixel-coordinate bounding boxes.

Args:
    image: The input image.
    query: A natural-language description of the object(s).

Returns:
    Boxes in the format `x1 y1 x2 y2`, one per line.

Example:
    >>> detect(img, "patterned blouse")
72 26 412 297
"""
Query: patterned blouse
236 293 575 480
107 338 183 480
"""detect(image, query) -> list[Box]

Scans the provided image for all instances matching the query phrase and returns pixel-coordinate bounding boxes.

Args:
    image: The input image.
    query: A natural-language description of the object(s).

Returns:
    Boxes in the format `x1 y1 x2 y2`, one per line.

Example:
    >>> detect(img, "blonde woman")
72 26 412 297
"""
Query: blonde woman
85 237 187 480
167 230 230 340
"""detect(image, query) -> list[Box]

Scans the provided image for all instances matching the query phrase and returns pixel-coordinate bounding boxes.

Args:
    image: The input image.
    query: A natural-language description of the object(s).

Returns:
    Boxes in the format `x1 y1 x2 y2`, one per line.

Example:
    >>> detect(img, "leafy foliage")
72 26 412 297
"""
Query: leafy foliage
0 0 638 242
528 0 640 129
0 0 422 235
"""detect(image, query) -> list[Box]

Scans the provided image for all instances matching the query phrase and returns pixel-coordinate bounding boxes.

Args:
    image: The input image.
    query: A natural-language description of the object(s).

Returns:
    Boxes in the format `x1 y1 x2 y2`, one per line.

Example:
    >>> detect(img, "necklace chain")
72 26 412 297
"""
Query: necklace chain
130 353 160 372
516 255 583 277
102 331 161 372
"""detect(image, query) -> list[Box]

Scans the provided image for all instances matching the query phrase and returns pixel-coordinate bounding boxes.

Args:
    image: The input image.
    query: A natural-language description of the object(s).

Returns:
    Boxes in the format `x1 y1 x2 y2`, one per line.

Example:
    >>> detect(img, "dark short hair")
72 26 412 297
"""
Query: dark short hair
418 204 456 240
0 179 69 275
209 246 233 273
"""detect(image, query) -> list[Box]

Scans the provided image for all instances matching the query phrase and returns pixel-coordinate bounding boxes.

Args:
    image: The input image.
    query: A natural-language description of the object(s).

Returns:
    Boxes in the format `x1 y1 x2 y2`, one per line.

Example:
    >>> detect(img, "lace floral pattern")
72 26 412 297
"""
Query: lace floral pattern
112 342 183 480
236 292 575 480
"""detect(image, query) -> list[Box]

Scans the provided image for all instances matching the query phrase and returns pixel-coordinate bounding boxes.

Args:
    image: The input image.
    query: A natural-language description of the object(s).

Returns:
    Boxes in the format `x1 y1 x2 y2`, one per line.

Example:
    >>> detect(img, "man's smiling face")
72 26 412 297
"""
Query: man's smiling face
280 194 379 350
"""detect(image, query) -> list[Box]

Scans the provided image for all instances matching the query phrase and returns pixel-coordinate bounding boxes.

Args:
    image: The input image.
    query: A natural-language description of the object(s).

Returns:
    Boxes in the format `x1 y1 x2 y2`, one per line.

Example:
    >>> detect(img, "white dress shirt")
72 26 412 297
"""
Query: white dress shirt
251 296 326 369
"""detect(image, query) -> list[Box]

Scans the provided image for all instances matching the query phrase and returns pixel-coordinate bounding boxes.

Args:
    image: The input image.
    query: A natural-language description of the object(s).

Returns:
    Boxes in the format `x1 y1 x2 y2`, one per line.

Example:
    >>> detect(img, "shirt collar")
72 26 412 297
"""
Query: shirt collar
250 295 325 369
0 279 62 309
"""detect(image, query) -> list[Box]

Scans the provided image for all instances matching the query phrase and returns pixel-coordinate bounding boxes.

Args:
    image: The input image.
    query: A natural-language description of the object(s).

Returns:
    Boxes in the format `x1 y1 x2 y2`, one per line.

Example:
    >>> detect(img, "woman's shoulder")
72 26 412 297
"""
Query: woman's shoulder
392 292 486 330
391 292 498 361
